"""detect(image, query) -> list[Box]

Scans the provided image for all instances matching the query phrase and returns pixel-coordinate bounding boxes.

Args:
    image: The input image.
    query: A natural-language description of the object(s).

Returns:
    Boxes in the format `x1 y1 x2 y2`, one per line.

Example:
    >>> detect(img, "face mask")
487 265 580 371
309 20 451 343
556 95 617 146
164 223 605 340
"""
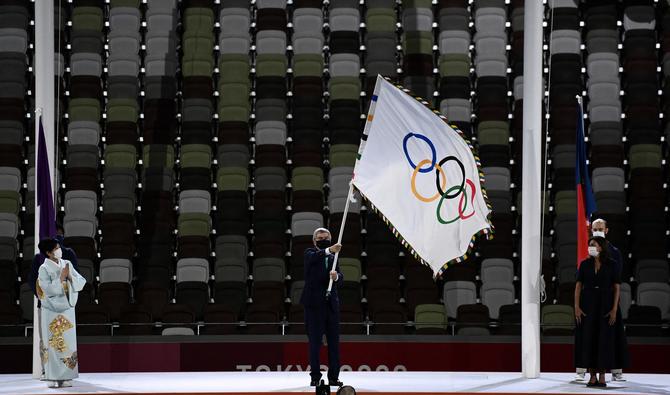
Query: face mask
53 248 63 260
588 246 599 257
592 231 606 238
316 240 331 250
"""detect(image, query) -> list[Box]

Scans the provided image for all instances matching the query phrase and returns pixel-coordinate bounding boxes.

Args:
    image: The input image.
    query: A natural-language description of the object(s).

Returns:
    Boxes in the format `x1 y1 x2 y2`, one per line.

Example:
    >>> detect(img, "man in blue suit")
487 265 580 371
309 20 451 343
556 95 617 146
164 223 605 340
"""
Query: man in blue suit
301 227 344 387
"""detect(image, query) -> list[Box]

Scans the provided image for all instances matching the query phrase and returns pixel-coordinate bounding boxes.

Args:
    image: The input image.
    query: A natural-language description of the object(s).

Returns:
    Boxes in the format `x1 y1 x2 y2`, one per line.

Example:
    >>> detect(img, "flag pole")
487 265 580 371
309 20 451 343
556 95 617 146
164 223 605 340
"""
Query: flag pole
326 181 355 296
325 74 384 296
33 0 55 379
521 0 543 379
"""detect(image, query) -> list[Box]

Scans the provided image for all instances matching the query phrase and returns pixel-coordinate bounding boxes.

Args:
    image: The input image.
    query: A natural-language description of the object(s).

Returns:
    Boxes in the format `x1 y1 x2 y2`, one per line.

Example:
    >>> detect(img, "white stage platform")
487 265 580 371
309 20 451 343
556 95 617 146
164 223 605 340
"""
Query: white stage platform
1 371 669 395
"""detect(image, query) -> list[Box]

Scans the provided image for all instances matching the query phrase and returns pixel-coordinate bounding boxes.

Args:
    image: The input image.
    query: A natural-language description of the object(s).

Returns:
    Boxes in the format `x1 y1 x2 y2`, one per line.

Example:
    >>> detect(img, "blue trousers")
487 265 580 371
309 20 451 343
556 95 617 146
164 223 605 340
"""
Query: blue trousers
304 305 340 381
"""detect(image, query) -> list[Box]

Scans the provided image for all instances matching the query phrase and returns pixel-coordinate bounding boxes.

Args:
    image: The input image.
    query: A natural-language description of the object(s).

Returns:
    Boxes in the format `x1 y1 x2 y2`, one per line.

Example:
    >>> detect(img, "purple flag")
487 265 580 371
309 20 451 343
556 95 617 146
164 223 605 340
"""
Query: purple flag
37 116 56 240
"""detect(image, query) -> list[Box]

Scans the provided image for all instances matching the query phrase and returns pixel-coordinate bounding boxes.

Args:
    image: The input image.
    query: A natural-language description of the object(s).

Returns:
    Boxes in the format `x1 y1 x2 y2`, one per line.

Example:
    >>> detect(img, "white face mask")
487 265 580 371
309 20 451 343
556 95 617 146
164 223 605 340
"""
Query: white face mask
592 230 606 238
53 248 63 260
588 246 599 257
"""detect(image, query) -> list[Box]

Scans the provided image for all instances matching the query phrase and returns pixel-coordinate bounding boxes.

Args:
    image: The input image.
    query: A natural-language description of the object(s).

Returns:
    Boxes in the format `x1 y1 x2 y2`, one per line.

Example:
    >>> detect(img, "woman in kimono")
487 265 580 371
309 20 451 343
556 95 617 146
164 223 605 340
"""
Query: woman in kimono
574 236 621 388
36 238 86 388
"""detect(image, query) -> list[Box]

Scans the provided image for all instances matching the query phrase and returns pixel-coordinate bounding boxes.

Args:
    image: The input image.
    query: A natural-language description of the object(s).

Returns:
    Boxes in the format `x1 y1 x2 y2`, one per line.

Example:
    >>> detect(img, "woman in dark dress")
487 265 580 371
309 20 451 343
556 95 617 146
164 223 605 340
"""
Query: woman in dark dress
574 236 621 388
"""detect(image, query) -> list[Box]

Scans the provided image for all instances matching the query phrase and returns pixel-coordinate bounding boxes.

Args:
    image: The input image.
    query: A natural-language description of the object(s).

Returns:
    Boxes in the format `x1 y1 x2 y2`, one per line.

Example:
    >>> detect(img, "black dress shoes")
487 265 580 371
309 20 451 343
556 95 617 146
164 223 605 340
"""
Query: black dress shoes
328 379 343 387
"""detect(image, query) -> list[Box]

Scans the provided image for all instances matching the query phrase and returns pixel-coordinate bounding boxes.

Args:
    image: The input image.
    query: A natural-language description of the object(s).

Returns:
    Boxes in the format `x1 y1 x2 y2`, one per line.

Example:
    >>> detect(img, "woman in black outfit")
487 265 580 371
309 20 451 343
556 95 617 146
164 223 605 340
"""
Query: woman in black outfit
574 236 621 388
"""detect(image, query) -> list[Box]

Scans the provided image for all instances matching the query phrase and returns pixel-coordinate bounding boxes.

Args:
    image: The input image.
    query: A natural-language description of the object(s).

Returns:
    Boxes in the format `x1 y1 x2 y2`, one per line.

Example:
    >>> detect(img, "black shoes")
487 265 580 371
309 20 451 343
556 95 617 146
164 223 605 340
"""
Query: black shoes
310 379 343 387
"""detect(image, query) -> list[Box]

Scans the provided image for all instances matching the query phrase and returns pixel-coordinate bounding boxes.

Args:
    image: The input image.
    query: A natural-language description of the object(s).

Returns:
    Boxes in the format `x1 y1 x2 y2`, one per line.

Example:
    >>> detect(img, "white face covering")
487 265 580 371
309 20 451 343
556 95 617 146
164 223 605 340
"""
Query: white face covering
592 230 606 238
588 246 599 257
53 248 63 260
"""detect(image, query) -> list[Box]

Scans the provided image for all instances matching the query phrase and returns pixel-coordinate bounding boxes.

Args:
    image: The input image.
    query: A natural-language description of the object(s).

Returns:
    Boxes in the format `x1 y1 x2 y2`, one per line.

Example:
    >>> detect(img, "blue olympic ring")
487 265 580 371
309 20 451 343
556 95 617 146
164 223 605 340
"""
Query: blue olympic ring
403 132 436 173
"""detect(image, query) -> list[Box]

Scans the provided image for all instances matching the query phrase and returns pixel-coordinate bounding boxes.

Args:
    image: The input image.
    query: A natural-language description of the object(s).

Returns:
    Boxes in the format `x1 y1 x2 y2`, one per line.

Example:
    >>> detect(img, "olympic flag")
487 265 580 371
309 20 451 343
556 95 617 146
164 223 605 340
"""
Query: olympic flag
352 76 493 276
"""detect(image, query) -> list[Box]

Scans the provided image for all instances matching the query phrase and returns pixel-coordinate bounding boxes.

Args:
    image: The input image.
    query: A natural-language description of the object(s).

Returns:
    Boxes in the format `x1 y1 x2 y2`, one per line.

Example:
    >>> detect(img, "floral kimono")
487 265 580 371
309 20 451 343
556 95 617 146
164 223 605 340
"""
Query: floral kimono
37 258 85 381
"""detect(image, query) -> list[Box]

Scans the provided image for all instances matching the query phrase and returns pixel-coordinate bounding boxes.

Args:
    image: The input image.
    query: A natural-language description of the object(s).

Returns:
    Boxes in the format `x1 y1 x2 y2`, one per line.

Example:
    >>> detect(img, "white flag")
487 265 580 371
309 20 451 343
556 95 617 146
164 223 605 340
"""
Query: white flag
353 77 493 276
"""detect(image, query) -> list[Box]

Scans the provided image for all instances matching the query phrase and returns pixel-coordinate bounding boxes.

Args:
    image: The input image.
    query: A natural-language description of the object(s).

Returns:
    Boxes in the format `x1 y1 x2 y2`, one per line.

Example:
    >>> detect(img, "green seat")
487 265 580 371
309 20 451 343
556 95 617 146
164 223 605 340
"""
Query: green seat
414 304 448 333
68 98 101 122
439 54 471 77
403 31 433 55
366 9 396 32
218 54 251 83
329 77 361 101
143 145 174 168
293 54 324 77
554 191 577 216
338 258 362 283
217 167 249 191
106 98 138 123
218 106 251 123
629 144 662 169
291 167 324 191
219 83 250 106
541 305 574 335
184 7 214 32
0 191 20 215
178 212 212 237
110 0 140 7
181 144 212 168
71 7 103 32
256 54 288 77
104 144 136 168
477 121 510 145
329 144 358 168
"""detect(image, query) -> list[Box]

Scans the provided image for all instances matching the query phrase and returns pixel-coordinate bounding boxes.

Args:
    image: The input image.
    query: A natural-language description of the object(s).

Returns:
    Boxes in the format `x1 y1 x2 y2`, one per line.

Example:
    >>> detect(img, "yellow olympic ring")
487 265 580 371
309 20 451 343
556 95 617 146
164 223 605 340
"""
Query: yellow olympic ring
411 159 447 202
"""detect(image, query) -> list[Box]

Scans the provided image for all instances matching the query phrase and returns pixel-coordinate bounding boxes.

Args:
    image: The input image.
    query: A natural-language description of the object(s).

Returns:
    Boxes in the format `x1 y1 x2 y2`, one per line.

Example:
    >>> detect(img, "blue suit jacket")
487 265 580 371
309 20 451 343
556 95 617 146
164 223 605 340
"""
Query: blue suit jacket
300 247 344 311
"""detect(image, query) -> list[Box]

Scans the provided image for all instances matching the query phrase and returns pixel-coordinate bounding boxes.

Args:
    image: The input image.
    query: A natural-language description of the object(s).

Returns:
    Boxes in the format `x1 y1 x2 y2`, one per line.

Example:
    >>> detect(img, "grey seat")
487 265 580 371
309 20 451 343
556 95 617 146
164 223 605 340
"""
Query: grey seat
182 98 213 123
215 235 248 261
439 8 469 32
589 103 621 123
292 8 322 35
255 31 287 54
252 258 286 282
474 33 506 59
480 258 514 284
594 191 626 214
145 56 178 77
636 283 670 320
475 55 507 77
329 8 360 32
586 29 619 54
487 190 512 213
179 190 211 214
63 214 97 238
329 53 360 77
110 6 141 30
474 7 506 35
107 56 141 77
483 167 511 191
291 212 323 237
68 121 101 146
217 144 250 167
293 33 324 54
146 8 177 32
102 190 136 214
587 82 620 108
290 281 305 304
586 53 619 83
0 213 19 238
108 30 141 57
550 30 581 55
255 121 287 145
623 6 656 31
439 30 471 55
64 190 97 217
443 281 477 319
635 260 670 284
77 258 96 285
0 236 17 262
176 258 210 283
589 121 623 146
481 282 515 319
254 167 287 191
147 0 177 11
439 98 471 124
0 167 21 192
0 120 24 146
551 145 576 169
591 167 625 192
215 258 248 282
99 258 133 283
256 0 287 8
66 145 100 169
255 99 287 121
0 28 28 52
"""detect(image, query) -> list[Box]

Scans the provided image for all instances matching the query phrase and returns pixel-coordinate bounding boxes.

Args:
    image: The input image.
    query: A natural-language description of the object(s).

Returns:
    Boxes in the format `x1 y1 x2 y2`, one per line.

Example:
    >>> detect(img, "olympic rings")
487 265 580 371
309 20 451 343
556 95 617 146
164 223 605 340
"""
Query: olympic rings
402 132 477 224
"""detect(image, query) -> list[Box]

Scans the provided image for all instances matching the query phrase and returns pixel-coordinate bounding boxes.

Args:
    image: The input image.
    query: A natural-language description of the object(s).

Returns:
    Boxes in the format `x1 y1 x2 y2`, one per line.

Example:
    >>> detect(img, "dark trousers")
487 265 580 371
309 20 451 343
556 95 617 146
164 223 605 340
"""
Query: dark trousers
305 304 340 381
